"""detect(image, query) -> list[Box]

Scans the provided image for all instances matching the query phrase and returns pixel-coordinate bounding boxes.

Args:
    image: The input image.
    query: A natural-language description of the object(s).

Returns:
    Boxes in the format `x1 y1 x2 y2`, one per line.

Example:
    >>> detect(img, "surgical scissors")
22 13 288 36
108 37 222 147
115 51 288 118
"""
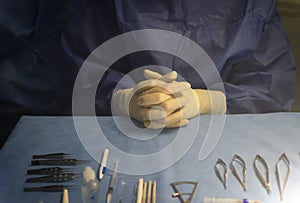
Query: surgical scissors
214 158 227 189
253 154 271 194
275 153 291 201
230 154 247 191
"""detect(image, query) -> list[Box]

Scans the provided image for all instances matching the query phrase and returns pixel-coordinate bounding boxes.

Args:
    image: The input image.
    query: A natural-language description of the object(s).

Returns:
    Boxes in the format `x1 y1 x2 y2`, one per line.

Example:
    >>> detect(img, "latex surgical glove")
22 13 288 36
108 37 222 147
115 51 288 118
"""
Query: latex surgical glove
111 71 191 127
138 70 227 128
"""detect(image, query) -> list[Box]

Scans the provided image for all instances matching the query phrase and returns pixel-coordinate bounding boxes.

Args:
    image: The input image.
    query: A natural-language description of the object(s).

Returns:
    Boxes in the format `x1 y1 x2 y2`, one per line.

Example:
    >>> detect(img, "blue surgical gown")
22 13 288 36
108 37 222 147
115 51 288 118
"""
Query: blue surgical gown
0 0 296 117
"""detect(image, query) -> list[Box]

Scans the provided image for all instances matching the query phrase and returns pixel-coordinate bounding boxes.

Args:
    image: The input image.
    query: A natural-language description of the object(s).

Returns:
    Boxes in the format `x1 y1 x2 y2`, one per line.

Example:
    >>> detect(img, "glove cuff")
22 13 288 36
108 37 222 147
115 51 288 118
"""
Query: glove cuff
112 88 134 116
194 89 227 115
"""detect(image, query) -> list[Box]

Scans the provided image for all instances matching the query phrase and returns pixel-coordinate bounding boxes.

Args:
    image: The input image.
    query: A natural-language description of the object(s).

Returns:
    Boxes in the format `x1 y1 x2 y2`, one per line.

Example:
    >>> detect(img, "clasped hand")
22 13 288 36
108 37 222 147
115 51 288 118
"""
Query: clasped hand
112 69 226 129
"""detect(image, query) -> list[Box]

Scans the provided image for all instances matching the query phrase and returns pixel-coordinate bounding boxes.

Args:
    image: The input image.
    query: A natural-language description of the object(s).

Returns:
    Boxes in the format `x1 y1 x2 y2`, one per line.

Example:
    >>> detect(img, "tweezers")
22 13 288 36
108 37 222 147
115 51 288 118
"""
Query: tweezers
24 185 75 192
214 158 227 189
27 167 73 175
31 159 89 165
26 173 80 183
230 154 247 191
253 154 271 194
275 153 291 201
32 152 69 159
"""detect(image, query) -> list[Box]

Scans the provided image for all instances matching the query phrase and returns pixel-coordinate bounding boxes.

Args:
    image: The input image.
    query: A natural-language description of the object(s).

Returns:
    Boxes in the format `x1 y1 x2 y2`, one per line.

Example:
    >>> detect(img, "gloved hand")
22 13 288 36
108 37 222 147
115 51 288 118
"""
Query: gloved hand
136 70 227 128
111 70 191 128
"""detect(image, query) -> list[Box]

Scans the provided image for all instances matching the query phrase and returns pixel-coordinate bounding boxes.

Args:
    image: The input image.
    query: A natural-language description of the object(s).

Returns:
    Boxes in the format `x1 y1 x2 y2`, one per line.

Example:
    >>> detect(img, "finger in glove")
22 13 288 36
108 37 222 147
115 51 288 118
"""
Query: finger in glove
137 93 172 106
144 118 189 129
144 108 187 128
139 82 191 96
143 69 177 82
139 96 189 120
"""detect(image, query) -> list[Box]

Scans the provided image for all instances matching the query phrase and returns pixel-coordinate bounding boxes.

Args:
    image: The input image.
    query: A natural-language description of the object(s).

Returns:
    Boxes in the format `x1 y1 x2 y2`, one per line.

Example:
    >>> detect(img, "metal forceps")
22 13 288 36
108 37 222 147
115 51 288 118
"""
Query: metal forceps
32 152 69 159
214 158 227 189
31 159 89 165
275 153 291 201
26 173 80 183
253 154 271 194
230 154 247 191
27 167 73 175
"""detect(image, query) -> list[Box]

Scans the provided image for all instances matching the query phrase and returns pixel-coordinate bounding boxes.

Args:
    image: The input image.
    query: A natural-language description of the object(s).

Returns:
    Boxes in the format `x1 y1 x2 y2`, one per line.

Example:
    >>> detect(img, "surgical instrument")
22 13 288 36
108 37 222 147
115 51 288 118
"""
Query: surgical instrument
170 181 198 203
275 153 291 201
253 154 271 194
204 197 261 203
26 173 80 183
136 178 144 203
106 160 119 203
32 152 69 159
142 182 148 203
230 154 247 191
214 158 227 189
27 167 73 175
62 188 69 203
99 148 109 180
31 159 89 165
147 180 152 203
152 181 157 203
